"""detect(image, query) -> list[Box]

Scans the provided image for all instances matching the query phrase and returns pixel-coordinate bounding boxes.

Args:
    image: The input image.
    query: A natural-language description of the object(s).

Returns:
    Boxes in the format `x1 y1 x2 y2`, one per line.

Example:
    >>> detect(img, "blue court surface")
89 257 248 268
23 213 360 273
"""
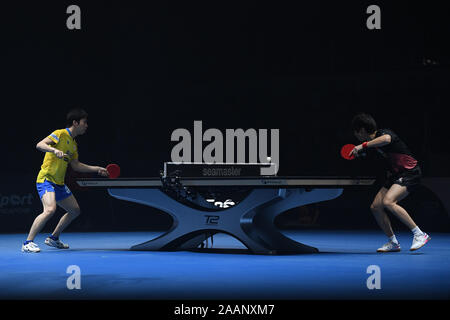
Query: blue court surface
0 230 449 300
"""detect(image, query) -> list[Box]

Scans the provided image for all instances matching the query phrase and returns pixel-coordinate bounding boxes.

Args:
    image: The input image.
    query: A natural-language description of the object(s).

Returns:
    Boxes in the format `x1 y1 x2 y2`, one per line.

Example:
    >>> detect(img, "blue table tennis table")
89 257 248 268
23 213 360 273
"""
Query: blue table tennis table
77 169 375 254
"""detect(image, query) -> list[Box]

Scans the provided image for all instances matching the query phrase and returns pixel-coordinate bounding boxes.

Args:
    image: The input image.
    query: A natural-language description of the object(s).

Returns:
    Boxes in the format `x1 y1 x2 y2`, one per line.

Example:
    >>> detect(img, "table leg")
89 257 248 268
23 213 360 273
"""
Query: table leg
107 187 342 254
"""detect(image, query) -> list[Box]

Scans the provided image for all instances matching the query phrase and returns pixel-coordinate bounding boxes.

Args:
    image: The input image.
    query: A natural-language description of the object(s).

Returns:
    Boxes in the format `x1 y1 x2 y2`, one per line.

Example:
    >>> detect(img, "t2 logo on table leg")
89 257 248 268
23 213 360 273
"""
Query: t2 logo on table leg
204 215 220 225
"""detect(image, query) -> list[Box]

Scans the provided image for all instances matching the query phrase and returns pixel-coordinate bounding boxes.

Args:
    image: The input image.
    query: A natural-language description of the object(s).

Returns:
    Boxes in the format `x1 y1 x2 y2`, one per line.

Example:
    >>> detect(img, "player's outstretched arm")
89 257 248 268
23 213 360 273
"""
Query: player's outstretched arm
70 159 108 176
36 137 67 159
350 134 391 157
365 134 392 148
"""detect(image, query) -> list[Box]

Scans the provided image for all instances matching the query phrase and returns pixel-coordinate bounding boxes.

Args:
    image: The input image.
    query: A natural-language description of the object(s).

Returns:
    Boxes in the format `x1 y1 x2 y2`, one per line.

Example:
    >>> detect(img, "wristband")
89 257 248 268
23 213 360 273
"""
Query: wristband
362 142 368 149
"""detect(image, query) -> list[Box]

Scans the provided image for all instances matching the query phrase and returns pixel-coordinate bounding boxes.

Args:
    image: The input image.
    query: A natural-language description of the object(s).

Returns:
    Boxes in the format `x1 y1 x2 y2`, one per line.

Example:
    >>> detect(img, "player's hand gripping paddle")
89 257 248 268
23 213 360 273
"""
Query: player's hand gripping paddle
106 164 121 178
340 144 356 160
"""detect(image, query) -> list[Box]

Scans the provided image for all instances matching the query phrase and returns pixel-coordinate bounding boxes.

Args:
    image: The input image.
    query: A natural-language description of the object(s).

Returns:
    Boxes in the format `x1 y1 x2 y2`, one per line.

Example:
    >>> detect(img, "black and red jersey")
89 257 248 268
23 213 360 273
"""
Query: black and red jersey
373 129 419 173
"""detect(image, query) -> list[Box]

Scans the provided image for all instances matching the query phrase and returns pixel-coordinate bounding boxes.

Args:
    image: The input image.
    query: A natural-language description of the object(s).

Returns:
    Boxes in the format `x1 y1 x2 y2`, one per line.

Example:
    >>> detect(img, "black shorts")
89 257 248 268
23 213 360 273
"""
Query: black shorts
383 166 422 192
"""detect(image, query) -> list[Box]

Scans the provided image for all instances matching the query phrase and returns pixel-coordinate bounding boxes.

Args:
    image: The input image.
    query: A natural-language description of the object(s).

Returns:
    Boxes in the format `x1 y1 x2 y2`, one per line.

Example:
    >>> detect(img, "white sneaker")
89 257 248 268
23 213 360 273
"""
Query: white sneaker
22 241 41 253
45 237 69 249
377 241 401 252
410 233 430 251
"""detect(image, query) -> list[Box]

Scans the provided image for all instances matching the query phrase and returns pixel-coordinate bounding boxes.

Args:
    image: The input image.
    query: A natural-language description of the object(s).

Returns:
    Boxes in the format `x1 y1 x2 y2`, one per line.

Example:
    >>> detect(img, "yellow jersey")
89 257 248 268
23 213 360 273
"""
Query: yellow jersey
36 128 79 185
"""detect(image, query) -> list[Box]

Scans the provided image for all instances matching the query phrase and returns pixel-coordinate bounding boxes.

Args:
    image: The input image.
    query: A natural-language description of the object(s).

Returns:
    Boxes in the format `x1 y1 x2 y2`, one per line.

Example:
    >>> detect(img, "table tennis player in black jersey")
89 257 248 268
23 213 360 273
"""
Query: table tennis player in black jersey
350 113 430 252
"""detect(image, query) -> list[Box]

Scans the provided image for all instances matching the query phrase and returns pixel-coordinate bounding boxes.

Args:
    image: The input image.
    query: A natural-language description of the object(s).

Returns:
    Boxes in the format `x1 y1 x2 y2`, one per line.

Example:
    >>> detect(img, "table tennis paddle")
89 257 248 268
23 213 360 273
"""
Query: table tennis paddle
340 144 356 160
106 163 121 178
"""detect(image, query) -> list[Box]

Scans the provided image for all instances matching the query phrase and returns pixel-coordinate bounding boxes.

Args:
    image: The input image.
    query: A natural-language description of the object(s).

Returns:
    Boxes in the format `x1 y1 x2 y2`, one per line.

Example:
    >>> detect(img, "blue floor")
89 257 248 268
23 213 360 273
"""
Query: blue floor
0 230 449 300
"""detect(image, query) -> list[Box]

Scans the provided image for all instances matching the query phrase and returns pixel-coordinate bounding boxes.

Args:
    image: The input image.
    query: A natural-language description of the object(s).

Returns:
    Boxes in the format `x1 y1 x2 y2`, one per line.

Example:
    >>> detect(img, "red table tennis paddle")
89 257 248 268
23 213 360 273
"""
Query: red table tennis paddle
340 144 356 160
106 163 121 178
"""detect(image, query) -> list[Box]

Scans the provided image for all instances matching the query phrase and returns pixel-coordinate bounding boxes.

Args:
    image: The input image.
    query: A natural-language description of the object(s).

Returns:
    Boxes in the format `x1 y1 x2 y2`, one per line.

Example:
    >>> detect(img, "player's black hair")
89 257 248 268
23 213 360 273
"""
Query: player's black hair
351 113 377 134
66 108 88 127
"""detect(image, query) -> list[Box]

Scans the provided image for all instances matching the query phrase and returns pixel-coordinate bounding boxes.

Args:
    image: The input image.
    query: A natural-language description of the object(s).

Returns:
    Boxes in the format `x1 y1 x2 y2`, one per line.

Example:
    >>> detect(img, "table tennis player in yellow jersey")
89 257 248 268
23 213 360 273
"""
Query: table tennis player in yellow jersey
22 108 109 253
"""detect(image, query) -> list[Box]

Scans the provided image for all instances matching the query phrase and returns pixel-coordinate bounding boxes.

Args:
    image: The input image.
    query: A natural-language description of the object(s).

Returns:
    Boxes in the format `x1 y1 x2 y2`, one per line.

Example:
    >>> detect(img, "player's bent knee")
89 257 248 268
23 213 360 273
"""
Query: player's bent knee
370 202 383 212
382 197 395 209
43 207 57 218
70 207 81 218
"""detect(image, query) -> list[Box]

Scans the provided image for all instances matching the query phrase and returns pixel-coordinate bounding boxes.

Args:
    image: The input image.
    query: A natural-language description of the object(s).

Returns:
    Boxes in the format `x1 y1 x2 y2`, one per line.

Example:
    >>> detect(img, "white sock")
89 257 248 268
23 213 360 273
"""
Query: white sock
389 235 399 244
411 226 424 236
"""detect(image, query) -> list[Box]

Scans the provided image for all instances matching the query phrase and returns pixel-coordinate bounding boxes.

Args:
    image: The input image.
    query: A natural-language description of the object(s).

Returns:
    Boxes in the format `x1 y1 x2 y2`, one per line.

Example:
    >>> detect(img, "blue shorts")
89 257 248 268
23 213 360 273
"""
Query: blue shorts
36 180 72 202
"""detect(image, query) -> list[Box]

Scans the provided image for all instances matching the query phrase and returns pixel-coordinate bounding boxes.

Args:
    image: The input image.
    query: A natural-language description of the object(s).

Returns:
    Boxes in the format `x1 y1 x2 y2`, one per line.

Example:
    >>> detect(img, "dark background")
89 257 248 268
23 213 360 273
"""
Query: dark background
1 1 449 233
